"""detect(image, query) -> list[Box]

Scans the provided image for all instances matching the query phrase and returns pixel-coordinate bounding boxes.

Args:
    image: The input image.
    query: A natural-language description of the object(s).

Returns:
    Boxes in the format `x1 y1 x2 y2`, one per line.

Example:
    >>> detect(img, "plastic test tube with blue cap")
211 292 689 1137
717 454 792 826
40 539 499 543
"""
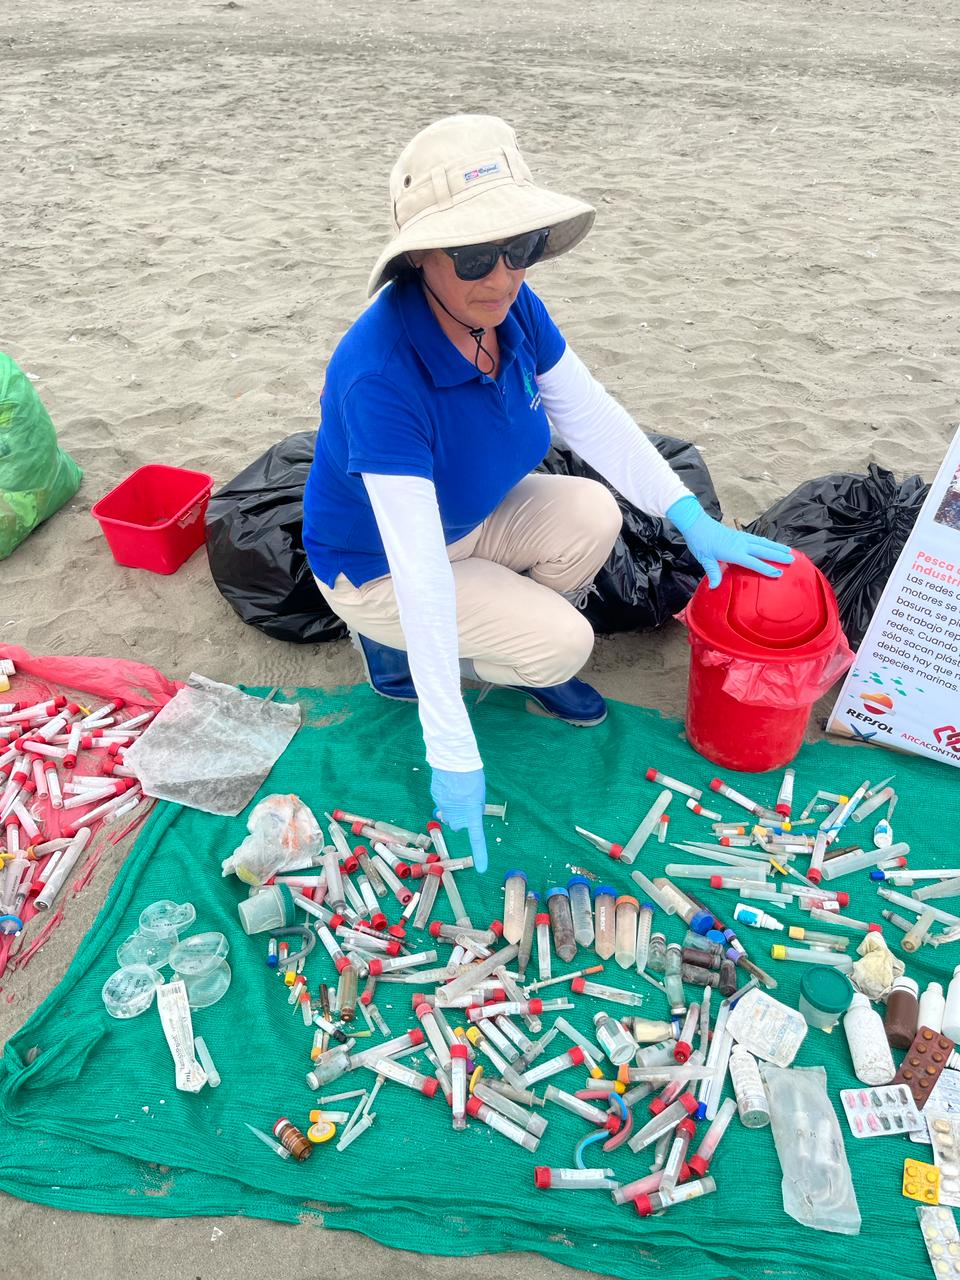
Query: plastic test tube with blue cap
567 875 594 947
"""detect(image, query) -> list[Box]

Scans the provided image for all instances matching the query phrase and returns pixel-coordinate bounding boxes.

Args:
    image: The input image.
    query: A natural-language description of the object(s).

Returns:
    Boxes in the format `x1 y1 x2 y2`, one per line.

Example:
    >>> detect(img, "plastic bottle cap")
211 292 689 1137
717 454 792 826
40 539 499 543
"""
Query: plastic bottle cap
645 768 658 781
466 1096 483 1118
372 912 387 931
571 977 586 994
674 1041 692 1064
567 875 591 890
866 922 882 933
690 909 714 934
503 869 527 884
421 1077 440 1098
679 1093 699 1114
568 1046 586 1066
535 913 551 926
415 1002 433 1019
615 895 639 910
806 869 822 884
710 876 723 889
450 1043 468 1060
366 959 383 976
710 778 723 792
771 944 786 960
386 939 402 957
342 855 360 873
408 1028 425 1047
634 1195 655 1217
328 913 346 929
534 1167 552 1189
489 920 504 938
545 887 570 901
426 820 441 833
869 870 886 881
677 1117 697 1139
388 924 406 939
607 846 623 860
687 1153 709 1178
428 921 443 938
351 821 366 836
648 1096 667 1116
593 885 617 900
836 892 850 907
529 999 543 1014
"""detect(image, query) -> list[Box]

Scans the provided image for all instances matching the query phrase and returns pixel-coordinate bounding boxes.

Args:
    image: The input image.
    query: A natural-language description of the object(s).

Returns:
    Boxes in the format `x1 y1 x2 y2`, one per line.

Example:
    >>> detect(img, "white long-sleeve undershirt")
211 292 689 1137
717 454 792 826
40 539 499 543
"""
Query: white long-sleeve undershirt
360 343 694 772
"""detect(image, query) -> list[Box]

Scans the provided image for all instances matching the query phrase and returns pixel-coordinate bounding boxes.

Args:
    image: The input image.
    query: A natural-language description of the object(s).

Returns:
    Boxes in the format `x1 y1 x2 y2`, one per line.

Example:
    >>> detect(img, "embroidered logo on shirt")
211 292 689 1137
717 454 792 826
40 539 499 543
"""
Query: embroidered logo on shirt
463 162 501 183
523 367 541 411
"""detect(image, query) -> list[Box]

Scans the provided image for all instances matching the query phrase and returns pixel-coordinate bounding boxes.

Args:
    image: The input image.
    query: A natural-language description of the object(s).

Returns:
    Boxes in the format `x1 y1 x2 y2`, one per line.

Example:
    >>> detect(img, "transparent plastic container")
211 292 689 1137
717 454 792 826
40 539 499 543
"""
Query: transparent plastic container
593 885 617 960
567 875 594 947
615 896 639 969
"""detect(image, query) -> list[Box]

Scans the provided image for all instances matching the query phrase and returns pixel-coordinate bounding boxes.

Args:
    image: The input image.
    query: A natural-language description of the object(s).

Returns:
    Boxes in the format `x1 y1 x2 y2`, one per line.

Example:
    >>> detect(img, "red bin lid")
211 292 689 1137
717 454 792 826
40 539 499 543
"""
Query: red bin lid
685 550 841 662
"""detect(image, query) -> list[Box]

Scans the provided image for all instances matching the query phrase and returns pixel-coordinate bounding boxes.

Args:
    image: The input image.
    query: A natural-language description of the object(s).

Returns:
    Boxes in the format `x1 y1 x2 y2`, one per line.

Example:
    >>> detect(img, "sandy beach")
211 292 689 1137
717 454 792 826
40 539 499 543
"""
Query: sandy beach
2 0 959 1274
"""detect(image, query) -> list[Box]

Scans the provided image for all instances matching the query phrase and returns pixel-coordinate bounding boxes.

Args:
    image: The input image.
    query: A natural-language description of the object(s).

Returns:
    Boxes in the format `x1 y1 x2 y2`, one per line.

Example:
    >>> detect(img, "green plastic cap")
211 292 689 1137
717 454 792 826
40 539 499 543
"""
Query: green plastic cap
799 965 854 1016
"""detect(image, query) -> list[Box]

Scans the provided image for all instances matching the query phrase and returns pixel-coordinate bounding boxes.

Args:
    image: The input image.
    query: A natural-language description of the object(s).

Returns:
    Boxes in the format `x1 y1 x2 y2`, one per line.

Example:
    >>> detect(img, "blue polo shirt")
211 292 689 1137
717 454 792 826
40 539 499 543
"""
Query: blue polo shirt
302 277 567 588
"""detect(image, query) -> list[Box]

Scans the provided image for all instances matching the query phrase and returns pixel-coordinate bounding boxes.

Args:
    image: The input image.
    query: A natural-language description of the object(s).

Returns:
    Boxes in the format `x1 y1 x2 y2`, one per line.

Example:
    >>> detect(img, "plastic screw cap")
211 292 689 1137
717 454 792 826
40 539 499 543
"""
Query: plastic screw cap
421 1077 440 1098
571 977 587 994
534 1167 552 1189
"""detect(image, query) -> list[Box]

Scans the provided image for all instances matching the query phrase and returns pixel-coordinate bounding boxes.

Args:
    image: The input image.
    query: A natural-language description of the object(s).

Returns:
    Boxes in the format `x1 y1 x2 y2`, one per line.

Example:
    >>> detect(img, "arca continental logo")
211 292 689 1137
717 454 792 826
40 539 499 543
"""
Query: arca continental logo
933 726 960 754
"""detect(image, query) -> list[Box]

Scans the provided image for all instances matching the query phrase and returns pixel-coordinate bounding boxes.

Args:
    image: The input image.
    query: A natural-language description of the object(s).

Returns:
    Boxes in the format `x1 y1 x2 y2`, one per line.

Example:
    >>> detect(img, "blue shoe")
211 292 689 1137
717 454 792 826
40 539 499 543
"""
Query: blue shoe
354 633 417 702
506 677 607 726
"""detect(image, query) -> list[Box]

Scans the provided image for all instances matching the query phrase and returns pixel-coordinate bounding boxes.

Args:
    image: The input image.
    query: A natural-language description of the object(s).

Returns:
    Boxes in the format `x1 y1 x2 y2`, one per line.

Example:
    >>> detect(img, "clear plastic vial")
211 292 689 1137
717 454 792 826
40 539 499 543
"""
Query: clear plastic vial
518 891 540 979
593 1011 636 1065
664 943 685 1014
593 885 617 960
567 875 594 948
635 902 654 973
844 992 896 1085
536 912 552 981
647 931 667 974
615 895 639 969
545 888 577 963
502 869 527 945
729 1045 770 1128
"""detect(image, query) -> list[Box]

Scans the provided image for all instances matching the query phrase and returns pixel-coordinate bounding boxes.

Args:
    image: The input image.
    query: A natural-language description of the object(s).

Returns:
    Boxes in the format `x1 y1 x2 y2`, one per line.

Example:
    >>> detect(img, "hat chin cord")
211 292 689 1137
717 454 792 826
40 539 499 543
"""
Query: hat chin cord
417 269 497 376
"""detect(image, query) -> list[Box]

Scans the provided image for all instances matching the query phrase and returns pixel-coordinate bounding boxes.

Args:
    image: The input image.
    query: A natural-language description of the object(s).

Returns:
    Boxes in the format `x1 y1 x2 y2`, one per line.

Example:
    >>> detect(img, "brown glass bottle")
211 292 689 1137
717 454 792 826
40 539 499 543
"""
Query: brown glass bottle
273 1117 312 1161
884 976 919 1049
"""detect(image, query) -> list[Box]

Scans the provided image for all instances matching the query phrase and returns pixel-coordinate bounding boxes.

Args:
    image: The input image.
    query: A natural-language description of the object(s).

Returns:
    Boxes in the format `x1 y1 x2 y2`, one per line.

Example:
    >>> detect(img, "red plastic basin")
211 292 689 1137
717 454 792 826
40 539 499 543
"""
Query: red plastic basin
91 464 213 574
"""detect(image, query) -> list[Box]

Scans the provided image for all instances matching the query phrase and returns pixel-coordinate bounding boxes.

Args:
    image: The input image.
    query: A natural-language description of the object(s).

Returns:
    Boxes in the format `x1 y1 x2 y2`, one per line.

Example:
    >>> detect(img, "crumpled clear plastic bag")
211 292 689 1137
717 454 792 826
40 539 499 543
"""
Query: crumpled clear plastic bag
123 675 301 816
221 794 322 885
696 639 855 710
761 1064 861 1236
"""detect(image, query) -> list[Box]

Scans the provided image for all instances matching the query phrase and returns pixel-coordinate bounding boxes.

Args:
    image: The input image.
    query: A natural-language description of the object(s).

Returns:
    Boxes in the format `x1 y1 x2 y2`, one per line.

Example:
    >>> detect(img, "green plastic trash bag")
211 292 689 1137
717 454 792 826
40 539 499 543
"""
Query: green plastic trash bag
0 352 82 559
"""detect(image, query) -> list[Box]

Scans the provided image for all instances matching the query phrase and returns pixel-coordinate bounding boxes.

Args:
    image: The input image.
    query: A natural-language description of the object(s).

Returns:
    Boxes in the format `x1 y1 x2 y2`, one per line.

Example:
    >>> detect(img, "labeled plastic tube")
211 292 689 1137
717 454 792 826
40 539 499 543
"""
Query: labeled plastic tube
627 1094 699 1152
819 842 908 882
674 1004 700 1063
536 912 552 980
520 1045 585 1086
356 847 388 898
475 1081 548 1137
851 787 893 824
614 895 639 968
366 950 438 976
441 866 472 929
593 885 617 960
412 860 442 930
571 976 646 1007
331 810 430 848
634 1175 716 1217
646 768 702 800
34 827 92 911
370 1056 439 1097
664 943 685 1014
349 1027 425 1071
544 1085 612 1127
466 1098 539 1150
709 778 765 817
416 1002 452 1067
659 1116 696 1195
502 869 527 944
786 926 848 950
674 864 767 882
156 979 206 1092
535 1167 615 1190
620 790 672 864
450 1043 468 1130
769 944 853 969
878 887 960 927
635 902 654 974
546 888 577 962
685 1095 735 1176
567 875 594 947
518 891 540 979
808 906 879 934
436 943 519 1005
371 853 413 906
430 922 498 946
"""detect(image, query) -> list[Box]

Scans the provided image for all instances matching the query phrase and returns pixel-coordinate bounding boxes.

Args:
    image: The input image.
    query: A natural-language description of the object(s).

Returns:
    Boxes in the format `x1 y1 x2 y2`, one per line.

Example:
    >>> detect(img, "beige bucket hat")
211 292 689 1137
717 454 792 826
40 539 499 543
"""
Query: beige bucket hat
367 114 596 297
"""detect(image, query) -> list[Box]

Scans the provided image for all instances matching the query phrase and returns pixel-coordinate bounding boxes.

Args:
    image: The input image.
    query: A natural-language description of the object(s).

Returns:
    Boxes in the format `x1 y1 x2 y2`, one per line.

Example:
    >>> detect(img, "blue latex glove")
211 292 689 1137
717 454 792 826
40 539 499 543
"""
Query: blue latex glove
430 767 489 873
667 495 794 589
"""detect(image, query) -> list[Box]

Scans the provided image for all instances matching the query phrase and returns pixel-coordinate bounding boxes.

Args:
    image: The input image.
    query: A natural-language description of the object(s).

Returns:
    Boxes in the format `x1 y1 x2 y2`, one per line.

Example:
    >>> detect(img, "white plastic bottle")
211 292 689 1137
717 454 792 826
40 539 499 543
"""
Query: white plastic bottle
843 993 896 1085
942 965 960 1042
729 1045 770 1128
919 981 946 1035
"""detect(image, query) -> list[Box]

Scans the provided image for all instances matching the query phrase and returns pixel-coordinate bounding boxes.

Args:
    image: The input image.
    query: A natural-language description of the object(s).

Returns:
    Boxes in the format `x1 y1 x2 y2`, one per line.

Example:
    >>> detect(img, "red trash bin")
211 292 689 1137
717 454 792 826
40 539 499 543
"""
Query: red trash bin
684 551 854 772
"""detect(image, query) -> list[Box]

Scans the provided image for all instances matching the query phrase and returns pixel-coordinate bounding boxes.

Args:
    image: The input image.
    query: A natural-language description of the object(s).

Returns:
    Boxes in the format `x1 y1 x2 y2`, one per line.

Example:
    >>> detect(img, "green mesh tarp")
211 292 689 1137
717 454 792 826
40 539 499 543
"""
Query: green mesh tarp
2 684 958 1280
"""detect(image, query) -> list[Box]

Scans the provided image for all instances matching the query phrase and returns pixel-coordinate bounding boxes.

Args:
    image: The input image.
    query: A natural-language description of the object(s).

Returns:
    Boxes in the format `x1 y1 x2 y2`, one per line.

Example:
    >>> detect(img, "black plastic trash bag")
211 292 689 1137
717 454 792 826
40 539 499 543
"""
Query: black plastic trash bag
746 464 928 648
205 431 347 644
538 435 722 633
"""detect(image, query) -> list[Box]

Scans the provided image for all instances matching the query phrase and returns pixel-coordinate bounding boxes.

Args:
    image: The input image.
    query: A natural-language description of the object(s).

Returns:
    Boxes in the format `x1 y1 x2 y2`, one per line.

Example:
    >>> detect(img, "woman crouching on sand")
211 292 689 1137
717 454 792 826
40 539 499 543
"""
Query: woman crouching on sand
302 114 792 870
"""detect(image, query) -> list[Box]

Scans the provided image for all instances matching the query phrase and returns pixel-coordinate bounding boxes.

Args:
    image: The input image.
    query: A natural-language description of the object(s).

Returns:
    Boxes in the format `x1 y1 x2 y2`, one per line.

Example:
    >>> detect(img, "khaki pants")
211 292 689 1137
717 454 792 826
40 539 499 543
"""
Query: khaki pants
317 474 622 688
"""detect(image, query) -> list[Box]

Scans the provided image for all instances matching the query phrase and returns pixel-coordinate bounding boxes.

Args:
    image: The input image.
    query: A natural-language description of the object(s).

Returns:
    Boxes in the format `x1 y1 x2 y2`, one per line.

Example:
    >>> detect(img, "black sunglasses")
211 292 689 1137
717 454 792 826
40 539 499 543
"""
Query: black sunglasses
442 228 550 281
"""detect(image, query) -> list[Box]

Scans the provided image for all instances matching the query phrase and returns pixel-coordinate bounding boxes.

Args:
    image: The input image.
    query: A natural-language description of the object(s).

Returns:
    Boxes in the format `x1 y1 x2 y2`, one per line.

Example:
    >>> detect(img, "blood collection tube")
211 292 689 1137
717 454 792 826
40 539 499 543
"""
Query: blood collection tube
687 799 722 820
571 976 647 1007
544 1085 614 1127
536 911 552 981
775 768 795 817
686 1095 736 1177
787 926 848 951
316 923 352 973
593 884 617 960
567 875 594 947
372 842 412 878
417 1002 453 1067
809 906 880 934
349 1027 424 1071
502 869 527 944
366 950 438 976
412 855 442 930
635 902 654 974
450 1042 468 1130
574 826 624 859
520 1045 585 1086
371 1057 439 1097
430 922 499 946
614 895 639 968
518 890 540 979
354 846 388 898
659 1117 697 1195
674 1004 700 1063
819 843 909 881
335 963 358 1019
331 810 430 848
545 887 577 962
769 944 853 970
709 777 766 817
371 852 413 906
627 1093 699 1152
634 1175 716 1217
534 1167 616 1190
645 768 702 800
466 1097 539 1151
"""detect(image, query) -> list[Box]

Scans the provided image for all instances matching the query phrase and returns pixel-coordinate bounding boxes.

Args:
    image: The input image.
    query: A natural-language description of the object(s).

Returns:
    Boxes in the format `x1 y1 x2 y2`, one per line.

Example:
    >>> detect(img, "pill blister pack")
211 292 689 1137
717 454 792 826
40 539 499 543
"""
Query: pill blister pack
839 1085 924 1138
913 1072 960 1146
928 1116 960 1209
918 1205 960 1277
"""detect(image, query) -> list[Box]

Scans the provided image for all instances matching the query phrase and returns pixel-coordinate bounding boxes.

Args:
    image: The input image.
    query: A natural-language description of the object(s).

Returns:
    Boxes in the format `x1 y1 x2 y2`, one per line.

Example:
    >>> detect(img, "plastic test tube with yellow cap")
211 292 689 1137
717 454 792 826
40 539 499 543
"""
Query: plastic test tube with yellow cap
770 944 853 969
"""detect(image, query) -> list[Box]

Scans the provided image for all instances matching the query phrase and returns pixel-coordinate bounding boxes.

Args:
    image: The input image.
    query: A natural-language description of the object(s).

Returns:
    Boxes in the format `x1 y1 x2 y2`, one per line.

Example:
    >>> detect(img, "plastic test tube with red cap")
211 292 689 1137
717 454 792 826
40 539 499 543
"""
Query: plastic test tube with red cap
686 1095 736 1178
519 1044 585 1087
466 1097 539 1151
369 1056 439 1098
350 1027 425 1071
634 1175 716 1218
627 1093 699 1152
574 826 624 860
645 768 703 801
687 799 722 821
659 1116 697 1195
674 1004 700 1063
709 777 767 818
330 810 431 849
570 976 647 1007
365 950 438 976
450 1042 468 1129
534 1167 616 1191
